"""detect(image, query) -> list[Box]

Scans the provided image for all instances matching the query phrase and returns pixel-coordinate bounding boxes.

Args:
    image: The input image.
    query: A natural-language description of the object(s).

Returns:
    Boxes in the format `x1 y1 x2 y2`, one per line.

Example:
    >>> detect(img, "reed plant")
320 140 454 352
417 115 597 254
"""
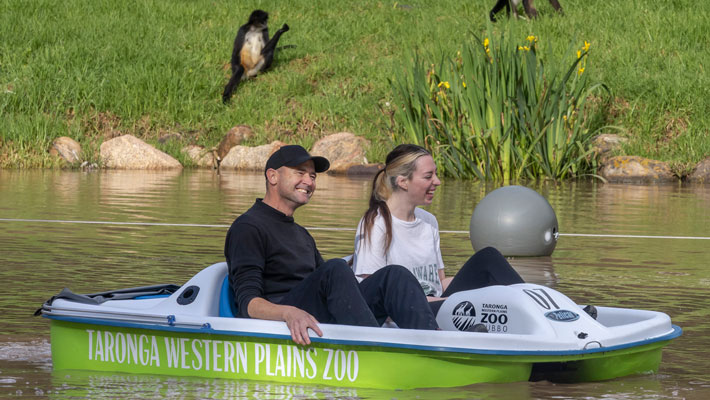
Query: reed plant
391 25 608 181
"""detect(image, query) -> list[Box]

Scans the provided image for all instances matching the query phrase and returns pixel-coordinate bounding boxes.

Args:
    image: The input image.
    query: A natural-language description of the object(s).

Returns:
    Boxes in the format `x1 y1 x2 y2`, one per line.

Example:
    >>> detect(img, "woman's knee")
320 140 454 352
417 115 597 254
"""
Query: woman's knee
477 246 504 258
470 246 508 265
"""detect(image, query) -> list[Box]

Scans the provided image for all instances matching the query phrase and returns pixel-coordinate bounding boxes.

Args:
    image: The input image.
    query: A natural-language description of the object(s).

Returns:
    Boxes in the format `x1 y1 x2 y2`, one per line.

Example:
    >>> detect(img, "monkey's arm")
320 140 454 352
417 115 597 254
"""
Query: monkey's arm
223 26 248 103
229 26 248 74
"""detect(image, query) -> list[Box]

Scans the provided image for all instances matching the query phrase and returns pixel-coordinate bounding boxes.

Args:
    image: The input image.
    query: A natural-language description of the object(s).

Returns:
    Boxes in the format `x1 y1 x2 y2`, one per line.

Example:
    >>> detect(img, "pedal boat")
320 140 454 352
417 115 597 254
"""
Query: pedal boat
38 262 681 389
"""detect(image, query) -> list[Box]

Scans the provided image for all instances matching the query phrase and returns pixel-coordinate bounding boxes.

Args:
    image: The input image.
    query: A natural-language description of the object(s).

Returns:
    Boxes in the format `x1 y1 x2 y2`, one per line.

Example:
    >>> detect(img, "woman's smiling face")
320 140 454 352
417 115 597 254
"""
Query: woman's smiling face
404 155 441 206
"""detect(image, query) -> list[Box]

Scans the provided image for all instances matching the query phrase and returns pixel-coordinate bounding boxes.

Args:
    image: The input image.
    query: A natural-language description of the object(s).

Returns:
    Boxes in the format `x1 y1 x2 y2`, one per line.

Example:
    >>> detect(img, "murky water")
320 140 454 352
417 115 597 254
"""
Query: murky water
1 169 708 399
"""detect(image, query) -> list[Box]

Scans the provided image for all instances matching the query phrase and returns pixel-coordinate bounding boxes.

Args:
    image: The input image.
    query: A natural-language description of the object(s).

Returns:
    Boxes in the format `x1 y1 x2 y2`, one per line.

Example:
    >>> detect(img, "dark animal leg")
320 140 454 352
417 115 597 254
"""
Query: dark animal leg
548 0 564 14
522 0 539 19
222 64 244 104
261 24 289 70
490 0 511 22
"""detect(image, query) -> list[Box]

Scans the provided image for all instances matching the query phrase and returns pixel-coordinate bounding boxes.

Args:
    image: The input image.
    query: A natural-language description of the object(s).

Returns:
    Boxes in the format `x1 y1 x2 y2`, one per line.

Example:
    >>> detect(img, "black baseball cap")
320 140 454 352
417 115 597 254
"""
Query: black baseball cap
264 145 330 173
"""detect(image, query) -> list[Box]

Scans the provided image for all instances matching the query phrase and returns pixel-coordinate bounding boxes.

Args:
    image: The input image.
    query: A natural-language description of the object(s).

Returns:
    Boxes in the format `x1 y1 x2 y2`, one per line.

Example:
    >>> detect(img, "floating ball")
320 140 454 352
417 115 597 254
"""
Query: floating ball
469 185 558 256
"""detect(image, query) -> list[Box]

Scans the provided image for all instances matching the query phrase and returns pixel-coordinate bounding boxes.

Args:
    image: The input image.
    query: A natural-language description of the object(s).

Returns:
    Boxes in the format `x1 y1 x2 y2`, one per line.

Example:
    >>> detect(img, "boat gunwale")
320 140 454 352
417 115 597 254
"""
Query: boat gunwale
45 313 682 359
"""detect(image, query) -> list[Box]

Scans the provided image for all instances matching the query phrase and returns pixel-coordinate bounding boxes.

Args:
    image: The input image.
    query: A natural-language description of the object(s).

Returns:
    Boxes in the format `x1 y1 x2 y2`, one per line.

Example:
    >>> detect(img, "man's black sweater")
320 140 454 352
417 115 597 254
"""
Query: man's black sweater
224 199 324 317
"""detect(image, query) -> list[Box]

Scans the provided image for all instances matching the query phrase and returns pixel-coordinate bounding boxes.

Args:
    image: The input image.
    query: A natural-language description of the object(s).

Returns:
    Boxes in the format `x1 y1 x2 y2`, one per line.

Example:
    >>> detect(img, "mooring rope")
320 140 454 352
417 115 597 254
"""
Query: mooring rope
0 218 708 240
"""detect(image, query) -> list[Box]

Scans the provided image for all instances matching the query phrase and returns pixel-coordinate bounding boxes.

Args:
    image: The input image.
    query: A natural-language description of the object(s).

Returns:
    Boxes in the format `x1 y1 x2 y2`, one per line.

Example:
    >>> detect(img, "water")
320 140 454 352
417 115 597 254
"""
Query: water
1 169 708 399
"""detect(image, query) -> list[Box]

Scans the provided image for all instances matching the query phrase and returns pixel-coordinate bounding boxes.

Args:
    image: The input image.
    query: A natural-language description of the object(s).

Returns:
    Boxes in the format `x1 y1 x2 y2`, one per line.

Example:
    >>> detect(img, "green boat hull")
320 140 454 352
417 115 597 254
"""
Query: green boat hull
50 320 671 389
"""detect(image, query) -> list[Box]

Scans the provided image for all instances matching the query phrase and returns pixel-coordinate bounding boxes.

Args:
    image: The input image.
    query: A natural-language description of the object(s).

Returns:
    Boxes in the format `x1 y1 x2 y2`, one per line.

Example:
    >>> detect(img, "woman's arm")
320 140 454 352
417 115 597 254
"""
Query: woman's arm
440 269 453 292
353 218 389 277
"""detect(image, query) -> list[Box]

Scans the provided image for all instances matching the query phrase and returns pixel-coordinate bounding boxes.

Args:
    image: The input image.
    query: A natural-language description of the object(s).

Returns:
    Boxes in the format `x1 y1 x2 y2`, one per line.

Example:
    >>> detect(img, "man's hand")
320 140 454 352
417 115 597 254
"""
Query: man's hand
281 306 323 345
247 298 323 345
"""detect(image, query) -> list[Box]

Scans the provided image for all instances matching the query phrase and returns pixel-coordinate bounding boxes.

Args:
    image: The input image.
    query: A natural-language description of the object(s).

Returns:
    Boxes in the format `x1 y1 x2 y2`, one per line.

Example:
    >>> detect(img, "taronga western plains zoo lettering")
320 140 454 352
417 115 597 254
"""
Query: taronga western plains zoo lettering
85 329 360 382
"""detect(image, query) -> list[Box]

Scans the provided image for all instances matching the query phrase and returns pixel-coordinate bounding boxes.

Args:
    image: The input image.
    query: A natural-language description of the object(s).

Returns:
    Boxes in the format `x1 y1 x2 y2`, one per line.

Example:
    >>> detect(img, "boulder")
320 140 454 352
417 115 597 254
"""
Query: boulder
182 145 215 168
217 125 255 161
590 134 627 162
221 141 286 170
600 156 676 183
687 157 710 183
49 136 82 164
310 132 368 174
100 135 182 169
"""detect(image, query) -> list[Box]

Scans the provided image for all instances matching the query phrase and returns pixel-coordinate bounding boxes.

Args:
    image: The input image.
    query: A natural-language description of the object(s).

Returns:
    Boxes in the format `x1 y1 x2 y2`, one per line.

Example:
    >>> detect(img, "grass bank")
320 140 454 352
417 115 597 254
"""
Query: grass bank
1 0 708 174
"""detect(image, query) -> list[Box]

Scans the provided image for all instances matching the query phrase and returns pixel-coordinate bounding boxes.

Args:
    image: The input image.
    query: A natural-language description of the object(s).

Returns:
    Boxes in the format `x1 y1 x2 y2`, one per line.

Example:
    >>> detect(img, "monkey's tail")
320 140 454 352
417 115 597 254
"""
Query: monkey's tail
222 80 236 104
222 66 245 104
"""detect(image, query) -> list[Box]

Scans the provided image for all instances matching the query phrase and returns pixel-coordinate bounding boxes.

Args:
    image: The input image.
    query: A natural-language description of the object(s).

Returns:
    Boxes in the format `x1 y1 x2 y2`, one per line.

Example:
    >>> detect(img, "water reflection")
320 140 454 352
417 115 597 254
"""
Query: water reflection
47 370 533 400
508 257 558 287
34 370 707 400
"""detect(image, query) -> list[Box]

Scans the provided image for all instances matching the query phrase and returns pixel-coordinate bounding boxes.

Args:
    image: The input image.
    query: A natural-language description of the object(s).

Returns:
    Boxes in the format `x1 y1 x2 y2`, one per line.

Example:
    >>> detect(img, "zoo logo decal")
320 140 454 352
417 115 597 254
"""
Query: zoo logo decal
451 301 477 331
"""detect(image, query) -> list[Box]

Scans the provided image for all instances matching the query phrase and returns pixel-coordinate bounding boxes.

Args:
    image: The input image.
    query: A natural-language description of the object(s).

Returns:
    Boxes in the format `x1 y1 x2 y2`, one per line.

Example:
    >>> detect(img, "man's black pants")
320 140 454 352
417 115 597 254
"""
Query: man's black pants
278 259 438 330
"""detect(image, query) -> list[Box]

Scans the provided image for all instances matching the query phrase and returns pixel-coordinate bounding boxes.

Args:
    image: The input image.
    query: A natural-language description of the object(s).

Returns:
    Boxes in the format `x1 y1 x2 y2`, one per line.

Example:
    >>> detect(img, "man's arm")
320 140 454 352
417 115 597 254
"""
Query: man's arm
246 297 323 345
226 222 268 316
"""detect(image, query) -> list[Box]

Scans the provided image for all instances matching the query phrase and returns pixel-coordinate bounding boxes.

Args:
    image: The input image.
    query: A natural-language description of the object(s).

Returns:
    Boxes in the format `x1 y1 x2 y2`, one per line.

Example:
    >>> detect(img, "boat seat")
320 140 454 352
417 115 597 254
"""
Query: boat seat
218 276 239 318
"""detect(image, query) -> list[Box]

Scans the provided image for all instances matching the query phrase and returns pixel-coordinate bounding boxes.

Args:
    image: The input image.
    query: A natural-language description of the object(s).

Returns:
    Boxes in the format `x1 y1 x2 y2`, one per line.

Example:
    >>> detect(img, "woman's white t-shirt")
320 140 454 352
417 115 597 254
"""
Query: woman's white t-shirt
352 208 445 296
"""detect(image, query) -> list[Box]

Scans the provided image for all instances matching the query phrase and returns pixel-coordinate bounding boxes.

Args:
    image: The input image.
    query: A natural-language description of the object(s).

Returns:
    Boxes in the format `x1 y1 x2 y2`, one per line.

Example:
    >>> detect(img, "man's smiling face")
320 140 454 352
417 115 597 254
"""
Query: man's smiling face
274 160 317 210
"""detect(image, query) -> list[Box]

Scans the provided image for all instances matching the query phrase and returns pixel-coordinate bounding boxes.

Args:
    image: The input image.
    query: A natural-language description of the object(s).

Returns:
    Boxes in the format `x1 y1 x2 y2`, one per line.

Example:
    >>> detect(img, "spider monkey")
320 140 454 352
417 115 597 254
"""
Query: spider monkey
222 10 289 103
489 0 563 22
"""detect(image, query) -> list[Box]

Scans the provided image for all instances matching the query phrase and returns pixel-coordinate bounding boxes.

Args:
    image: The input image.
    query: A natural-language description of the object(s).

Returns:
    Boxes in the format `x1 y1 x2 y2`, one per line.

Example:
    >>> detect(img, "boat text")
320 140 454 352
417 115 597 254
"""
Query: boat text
481 303 509 333
85 329 360 382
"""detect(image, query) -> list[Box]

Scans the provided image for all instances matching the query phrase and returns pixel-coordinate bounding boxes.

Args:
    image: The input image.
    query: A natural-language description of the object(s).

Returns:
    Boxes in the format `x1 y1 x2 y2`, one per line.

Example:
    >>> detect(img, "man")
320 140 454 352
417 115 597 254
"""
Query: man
225 145 438 345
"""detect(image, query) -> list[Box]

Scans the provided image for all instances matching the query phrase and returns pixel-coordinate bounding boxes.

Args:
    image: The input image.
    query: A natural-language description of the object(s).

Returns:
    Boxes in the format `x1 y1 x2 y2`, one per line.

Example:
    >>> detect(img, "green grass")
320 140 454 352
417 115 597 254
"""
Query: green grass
1 0 708 173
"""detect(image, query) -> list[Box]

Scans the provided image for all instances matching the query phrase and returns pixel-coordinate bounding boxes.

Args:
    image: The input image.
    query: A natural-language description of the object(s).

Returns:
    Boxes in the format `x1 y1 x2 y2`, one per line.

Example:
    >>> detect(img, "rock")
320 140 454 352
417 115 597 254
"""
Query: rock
217 125 255 161
49 136 82 164
600 156 676 183
310 132 369 174
182 145 215 168
687 157 710 183
221 141 286 170
100 135 182 169
591 134 627 162
346 163 384 177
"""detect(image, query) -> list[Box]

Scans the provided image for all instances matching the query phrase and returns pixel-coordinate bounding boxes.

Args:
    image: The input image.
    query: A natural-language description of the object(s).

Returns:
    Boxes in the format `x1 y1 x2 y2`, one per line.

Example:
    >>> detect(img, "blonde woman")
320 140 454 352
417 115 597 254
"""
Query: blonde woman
352 144 524 315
